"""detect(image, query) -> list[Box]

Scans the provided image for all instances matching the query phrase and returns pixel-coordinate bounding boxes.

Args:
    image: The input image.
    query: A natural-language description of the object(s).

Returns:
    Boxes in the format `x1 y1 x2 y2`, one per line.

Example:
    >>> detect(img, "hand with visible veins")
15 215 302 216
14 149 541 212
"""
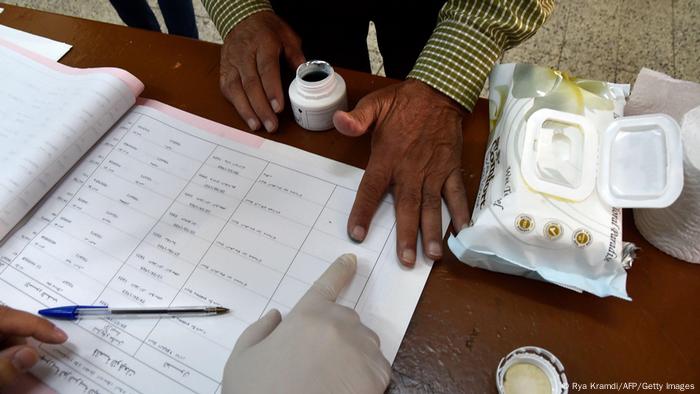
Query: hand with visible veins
0 306 68 388
333 79 470 266
219 11 305 133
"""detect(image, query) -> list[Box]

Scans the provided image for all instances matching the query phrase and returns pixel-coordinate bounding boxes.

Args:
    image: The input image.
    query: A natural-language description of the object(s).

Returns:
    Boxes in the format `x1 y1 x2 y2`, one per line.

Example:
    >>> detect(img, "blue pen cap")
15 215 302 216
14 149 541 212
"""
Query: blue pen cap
39 305 107 320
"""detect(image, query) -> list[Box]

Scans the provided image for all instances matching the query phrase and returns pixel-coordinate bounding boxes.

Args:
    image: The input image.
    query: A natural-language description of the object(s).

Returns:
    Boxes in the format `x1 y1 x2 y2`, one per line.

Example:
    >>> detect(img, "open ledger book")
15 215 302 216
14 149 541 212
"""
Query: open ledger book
0 38 448 393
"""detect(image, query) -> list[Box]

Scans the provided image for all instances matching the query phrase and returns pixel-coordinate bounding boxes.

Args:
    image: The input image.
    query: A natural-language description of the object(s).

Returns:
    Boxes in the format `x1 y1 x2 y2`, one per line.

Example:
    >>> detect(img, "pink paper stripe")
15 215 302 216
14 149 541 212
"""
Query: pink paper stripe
136 98 265 149
0 37 144 96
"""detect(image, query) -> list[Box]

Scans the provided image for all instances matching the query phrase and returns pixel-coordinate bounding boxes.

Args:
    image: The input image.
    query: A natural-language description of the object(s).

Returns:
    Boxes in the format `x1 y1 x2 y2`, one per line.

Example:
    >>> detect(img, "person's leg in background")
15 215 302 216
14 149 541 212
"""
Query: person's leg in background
269 0 372 74
157 0 199 39
109 0 161 32
373 0 445 79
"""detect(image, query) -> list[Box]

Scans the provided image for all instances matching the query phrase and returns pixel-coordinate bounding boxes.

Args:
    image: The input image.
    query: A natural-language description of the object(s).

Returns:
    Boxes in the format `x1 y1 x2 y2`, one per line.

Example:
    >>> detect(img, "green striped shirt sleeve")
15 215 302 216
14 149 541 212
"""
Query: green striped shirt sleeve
408 0 555 110
201 0 272 39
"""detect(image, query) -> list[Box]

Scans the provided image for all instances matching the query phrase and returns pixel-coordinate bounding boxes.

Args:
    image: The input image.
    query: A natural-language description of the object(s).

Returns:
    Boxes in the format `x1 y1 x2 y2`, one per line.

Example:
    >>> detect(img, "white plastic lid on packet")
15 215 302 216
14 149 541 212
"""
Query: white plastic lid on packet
521 109 599 201
521 109 683 208
598 114 684 208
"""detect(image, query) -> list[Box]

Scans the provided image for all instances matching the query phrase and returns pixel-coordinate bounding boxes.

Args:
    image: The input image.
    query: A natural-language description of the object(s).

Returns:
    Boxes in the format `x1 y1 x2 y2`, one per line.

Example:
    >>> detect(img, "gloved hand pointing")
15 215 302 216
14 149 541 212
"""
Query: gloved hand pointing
222 254 391 394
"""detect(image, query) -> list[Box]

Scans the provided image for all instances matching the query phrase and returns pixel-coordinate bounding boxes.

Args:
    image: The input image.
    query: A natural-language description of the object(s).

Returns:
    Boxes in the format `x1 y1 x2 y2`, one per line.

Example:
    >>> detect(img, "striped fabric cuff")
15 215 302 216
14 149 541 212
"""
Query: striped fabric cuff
202 0 273 39
408 19 505 111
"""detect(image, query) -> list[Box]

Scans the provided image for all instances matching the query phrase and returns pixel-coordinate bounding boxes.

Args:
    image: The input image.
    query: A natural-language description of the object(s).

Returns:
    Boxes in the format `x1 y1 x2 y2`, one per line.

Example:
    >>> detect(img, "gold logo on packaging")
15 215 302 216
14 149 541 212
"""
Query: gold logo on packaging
544 222 563 240
515 215 535 233
573 229 592 248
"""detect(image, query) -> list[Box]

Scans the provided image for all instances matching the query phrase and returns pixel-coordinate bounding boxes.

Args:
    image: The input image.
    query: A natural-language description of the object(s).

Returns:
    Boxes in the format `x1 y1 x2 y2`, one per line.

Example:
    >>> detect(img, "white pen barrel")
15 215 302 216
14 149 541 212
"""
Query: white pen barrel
77 306 226 318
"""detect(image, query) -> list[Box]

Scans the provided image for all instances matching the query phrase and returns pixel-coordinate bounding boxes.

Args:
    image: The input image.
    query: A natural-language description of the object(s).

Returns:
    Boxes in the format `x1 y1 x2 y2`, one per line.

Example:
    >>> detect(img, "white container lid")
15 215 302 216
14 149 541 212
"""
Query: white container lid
496 346 568 394
597 114 684 208
521 109 599 201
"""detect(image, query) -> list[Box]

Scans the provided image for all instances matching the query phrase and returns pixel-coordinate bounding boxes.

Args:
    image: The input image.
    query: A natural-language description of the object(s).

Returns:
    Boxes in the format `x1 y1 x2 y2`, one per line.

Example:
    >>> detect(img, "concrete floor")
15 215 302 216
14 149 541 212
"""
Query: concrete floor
3 0 699 91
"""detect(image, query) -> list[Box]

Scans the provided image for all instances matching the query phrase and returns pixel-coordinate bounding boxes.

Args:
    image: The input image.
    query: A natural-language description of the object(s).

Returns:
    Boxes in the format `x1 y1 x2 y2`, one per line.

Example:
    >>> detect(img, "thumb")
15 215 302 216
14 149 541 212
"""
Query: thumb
0 345 38 388
333 96 378 137
306 254 357 302
232 309 282 353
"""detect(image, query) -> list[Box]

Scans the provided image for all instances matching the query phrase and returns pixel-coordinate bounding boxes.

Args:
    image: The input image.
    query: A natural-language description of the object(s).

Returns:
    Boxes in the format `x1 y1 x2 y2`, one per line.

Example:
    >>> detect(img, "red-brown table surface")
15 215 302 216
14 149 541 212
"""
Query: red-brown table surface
1 4 698 392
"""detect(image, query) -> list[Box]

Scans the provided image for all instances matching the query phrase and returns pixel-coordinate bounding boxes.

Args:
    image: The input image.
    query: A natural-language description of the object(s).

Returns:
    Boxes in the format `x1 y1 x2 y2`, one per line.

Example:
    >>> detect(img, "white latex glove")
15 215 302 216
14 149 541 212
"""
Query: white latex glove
222 254 391 394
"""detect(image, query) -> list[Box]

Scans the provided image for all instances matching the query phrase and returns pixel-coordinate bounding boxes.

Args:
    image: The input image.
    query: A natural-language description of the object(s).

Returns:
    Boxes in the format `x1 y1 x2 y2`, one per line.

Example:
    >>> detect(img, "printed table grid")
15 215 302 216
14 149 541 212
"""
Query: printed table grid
0 110 398 394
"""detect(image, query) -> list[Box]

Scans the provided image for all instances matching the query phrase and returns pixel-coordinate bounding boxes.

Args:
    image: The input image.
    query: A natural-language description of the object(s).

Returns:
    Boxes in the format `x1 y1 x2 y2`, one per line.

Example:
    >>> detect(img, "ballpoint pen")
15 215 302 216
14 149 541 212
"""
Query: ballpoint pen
38 305 230 320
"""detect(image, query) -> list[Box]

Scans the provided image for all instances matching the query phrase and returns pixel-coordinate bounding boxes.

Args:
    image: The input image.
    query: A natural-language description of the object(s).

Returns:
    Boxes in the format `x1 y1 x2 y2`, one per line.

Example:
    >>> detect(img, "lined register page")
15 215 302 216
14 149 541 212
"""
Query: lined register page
0 98 449 394
0 38 143 240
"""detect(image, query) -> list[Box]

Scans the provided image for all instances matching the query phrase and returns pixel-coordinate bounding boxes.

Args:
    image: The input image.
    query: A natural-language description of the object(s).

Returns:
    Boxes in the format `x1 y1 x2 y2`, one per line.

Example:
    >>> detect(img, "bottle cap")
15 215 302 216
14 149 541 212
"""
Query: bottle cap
288 60 347 131
496 346 568 394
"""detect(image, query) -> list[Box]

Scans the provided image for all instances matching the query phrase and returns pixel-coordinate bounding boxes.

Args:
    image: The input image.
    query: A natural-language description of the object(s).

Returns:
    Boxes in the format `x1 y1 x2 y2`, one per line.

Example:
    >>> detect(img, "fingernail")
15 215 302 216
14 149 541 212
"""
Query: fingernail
401 249 416 265
52 326 68 342
339 253 357 267
263 119 275 133
270 99 281 113
350 225 366 241
247 118 259 131
12 348 37 372
428 241 442 258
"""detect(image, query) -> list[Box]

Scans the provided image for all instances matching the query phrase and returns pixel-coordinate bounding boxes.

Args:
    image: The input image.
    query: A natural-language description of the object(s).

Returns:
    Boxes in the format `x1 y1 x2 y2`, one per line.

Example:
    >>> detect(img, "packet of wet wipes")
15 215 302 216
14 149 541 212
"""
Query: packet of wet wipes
448 64 683 300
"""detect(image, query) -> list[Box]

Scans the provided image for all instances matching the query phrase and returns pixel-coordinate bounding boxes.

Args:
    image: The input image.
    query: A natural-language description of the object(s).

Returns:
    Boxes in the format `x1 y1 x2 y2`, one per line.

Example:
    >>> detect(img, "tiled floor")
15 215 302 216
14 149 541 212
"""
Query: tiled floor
502 0 700 85
3 0 699 88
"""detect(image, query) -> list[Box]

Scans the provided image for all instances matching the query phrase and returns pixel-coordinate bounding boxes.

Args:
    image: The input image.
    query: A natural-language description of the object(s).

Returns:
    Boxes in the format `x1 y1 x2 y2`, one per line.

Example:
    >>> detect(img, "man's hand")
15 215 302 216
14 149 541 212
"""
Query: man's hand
219 11 305 133
333 79 469 266
0 306 68 388
223 254 391 394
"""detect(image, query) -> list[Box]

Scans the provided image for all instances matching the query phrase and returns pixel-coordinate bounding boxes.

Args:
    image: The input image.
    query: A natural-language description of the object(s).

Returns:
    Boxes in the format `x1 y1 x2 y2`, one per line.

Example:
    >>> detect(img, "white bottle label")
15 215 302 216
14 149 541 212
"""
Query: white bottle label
291 96 347 131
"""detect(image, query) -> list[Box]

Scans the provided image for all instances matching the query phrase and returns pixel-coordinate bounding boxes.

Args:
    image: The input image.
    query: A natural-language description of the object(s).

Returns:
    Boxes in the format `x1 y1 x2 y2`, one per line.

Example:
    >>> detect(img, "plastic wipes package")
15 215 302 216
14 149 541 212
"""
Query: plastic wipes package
448 64 684 300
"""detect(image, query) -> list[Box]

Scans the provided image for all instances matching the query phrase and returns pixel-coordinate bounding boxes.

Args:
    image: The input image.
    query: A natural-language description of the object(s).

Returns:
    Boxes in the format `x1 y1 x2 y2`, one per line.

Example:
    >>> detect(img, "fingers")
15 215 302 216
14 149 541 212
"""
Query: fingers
336 96 392 245
0 307 67 344
368 351 392 391
347 160 391 242
361 324 381 349
332 94 379 137
219 50 282 133
332 111 370 137
361 346 392 391
0 345 38 388
256 46 284 114
442 169 470 231
0 338 27 348
353 335 391 393
394 183 422 267
306 254 357 302
420 178 444 260
281 35 305 69
220 71 260 131
238 59 278 133
233 309 282 353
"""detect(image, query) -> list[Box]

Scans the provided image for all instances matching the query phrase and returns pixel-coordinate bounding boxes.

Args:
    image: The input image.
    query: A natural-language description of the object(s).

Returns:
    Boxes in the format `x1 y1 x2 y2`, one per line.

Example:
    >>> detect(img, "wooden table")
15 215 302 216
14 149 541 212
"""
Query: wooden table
1 4 698 392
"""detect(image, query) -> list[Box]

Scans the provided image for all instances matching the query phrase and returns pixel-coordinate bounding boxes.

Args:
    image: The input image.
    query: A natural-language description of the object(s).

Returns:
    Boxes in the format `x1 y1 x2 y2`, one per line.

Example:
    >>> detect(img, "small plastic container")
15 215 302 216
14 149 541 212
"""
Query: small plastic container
496 346 568 394
288 60 347 131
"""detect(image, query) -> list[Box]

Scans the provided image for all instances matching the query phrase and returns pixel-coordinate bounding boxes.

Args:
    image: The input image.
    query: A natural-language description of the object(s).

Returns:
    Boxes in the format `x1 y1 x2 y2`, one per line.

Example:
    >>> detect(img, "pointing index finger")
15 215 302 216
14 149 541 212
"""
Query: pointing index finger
305 254 357 302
